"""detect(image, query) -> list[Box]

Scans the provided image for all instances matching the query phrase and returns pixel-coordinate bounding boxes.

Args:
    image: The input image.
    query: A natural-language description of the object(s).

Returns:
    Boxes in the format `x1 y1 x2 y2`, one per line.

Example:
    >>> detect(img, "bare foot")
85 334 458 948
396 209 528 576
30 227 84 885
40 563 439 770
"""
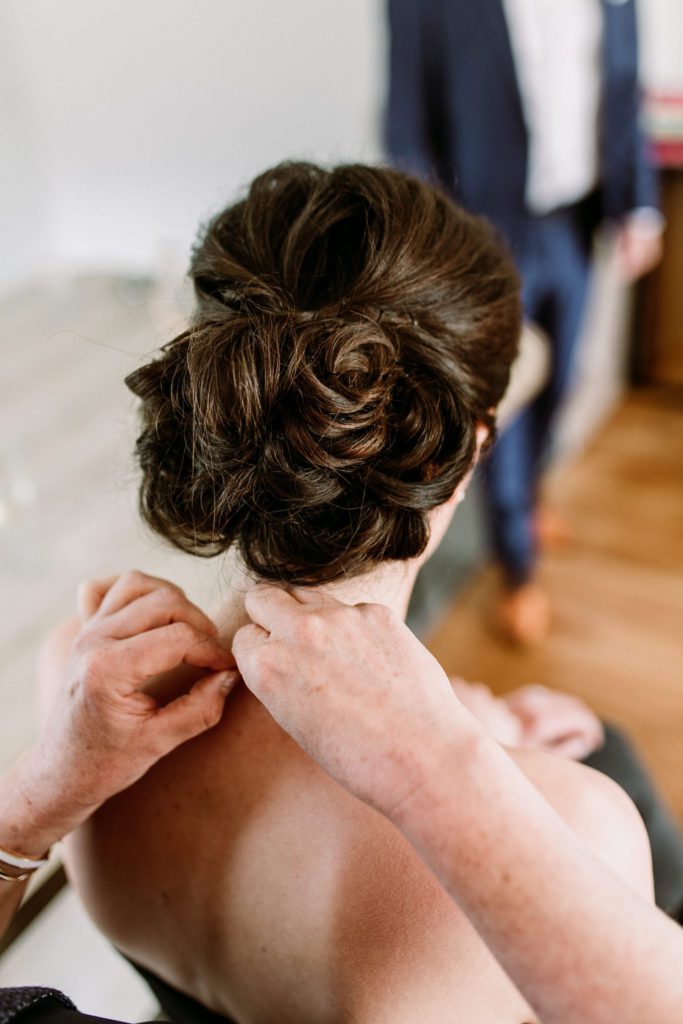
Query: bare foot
535 508 574 553
497 582 551 648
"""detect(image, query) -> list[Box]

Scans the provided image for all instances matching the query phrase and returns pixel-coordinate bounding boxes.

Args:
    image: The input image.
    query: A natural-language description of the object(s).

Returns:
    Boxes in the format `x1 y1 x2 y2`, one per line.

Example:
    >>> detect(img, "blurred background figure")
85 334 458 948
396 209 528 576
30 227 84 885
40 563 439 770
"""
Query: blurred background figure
386 0 664 645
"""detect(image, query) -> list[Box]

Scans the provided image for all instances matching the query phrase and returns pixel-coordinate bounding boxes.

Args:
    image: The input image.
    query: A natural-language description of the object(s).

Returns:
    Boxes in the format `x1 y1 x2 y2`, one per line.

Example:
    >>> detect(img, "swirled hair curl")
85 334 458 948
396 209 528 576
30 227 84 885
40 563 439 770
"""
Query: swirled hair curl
126 162 520 585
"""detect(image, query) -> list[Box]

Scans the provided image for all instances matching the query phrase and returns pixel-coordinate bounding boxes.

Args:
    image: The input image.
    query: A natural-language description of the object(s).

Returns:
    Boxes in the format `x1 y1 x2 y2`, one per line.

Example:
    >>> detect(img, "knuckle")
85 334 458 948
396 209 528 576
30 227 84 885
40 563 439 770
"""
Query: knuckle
154 585 181 608
170 620 199 645
199 701 223 731
299 610 327 645
247 646 279 691
79 645 108 685
372 601 389 620
329 603 351 627
122 569 146 589
77 579 95 600
366 601 394 628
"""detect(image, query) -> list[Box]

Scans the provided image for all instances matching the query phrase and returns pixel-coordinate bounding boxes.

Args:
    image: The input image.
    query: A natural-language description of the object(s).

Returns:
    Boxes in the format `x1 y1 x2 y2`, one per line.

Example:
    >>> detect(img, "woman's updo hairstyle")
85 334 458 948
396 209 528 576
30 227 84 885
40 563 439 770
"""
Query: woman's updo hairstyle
126 162 520 585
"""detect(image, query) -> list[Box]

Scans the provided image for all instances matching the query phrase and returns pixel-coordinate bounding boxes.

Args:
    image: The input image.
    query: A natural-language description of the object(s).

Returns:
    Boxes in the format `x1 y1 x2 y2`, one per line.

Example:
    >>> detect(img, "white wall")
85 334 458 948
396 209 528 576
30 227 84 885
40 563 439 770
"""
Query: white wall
639 0 683 91
0 4 50 295
1 0 681 296
2 0 385 289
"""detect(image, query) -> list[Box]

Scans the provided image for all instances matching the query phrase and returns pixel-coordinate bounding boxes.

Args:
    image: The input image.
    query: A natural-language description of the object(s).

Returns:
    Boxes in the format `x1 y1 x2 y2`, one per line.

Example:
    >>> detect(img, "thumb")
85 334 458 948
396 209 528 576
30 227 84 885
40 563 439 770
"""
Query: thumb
232 622 270 679
544 733 600 761
153 669 240 751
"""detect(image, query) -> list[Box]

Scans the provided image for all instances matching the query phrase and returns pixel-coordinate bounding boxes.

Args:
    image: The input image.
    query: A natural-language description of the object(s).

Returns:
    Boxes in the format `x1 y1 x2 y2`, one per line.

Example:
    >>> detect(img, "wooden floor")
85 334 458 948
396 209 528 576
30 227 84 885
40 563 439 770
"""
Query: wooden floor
427 388 683 821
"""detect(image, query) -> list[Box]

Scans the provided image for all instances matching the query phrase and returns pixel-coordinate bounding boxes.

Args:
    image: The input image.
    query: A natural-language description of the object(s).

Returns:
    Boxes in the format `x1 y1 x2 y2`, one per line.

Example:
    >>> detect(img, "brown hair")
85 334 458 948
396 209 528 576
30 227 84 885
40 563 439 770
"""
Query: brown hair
126 162 520 585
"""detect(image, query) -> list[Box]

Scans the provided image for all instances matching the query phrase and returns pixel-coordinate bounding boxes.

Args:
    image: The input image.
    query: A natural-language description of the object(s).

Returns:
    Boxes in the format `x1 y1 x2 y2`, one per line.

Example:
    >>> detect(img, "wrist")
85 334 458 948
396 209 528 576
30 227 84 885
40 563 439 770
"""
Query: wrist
386 718 523 890
0 746 95 858
385 713 491 835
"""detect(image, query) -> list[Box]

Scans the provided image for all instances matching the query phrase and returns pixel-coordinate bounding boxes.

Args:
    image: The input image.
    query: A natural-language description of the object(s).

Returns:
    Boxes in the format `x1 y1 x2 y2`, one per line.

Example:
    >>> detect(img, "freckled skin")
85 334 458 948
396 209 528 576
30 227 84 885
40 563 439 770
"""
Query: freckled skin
57 607 652 1024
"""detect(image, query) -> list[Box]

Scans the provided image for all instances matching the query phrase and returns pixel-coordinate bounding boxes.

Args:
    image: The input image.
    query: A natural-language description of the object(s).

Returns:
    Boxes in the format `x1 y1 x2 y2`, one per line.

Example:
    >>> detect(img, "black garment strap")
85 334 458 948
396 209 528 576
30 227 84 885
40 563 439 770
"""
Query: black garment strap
3 993 159 1024
0 989 76 1024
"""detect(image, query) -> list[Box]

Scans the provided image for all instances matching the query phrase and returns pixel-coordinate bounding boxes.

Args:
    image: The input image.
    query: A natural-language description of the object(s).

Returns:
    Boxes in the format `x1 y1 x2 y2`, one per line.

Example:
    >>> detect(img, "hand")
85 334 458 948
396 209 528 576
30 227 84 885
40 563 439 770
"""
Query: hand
232 586 479 820
617 219 663 282
503 685 604 761
10 572 237 854
449 677 522 747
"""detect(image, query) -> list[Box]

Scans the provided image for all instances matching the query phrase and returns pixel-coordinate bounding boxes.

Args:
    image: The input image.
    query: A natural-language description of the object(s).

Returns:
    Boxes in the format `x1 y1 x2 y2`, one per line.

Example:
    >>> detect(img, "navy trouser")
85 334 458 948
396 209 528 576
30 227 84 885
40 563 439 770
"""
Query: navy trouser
484 205 592 585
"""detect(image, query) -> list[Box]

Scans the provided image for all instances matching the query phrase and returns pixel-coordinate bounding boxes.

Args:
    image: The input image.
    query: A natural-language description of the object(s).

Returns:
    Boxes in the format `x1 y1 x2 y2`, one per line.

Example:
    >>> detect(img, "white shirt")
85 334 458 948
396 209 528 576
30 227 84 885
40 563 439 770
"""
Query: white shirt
501 0 603 214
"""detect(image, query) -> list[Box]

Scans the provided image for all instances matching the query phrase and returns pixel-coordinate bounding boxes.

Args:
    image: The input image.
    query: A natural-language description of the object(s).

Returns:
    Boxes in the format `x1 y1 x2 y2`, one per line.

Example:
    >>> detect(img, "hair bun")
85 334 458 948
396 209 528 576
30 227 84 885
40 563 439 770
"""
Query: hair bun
127 162 520 584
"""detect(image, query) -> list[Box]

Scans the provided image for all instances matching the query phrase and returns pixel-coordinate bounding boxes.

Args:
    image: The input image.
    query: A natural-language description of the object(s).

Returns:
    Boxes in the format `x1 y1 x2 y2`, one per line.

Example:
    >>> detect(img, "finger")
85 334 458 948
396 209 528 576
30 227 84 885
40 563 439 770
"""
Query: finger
449 676 472 700
286 587 344 609
232 622 272 682
101 586 218 640
545 732 604 761
95 570 184 618
152 669 240 750
523 707 592 746
525 709 603 751
506 688 589 725
117 623 234 685
232 622 289 700
504 685 552 712
244 584 347 631
232 622 271 659
243 585 305 633
77 576 119 620
449 676 485 691
449 678 492 706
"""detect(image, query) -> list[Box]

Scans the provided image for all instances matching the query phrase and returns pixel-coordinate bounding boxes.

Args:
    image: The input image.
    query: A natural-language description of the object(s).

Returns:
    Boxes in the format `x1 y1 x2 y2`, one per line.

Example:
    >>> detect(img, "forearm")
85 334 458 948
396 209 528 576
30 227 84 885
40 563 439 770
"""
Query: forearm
392 729 683 1024
233 589 683 1020
0 747 91 942
0 572 234 946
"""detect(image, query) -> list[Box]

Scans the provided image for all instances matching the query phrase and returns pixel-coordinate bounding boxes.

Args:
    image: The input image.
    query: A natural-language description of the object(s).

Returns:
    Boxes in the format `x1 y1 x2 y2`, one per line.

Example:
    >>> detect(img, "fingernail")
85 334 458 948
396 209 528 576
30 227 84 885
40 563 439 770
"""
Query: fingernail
218 670 238 692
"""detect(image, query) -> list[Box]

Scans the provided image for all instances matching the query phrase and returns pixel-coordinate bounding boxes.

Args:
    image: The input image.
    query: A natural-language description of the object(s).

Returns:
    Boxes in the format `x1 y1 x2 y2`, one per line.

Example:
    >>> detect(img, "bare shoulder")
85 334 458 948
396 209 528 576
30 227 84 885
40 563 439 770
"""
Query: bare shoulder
509 747 654 902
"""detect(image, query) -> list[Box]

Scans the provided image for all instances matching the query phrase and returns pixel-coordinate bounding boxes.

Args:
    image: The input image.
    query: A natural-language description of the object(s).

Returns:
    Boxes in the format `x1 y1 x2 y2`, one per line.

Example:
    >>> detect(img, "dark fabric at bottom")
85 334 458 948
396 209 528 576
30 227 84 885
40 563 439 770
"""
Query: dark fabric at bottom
8 997 156 1024
582 721 683 919
124 963 235 1024
1 990 76 1024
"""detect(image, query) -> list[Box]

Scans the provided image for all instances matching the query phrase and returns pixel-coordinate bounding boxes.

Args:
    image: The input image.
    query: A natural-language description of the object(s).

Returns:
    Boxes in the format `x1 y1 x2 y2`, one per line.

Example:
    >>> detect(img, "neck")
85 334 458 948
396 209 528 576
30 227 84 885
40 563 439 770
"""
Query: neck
308 558 422 620
216 554 422 641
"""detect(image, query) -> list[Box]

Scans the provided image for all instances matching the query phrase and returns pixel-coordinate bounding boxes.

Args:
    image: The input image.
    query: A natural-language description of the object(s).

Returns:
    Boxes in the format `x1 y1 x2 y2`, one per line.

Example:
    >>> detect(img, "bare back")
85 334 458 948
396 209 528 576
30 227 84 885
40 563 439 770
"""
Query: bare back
56 616 651 1024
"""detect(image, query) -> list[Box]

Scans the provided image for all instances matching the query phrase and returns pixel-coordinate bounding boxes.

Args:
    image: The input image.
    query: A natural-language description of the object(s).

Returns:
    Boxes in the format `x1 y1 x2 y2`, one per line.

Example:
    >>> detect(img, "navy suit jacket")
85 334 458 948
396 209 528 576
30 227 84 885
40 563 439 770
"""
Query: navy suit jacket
386 0 658 251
